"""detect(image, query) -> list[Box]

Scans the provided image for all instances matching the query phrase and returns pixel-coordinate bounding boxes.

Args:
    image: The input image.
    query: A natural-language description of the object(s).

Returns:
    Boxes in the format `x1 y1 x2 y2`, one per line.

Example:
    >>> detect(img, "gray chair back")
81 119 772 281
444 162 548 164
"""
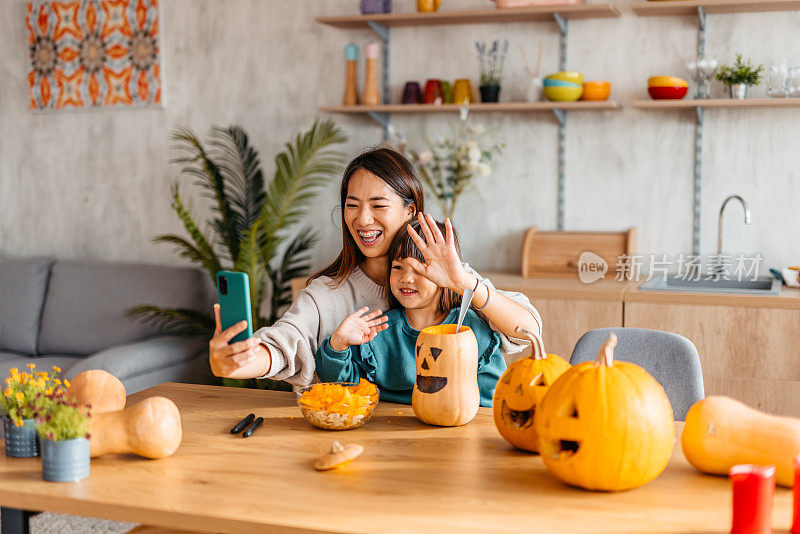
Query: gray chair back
569 327 704 421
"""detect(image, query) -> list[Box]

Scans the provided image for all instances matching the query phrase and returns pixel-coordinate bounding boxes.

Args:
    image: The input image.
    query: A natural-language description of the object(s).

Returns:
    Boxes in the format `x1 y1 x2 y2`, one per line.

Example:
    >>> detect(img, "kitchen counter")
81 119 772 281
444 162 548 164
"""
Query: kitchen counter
625 280 800 310
483 271 638 301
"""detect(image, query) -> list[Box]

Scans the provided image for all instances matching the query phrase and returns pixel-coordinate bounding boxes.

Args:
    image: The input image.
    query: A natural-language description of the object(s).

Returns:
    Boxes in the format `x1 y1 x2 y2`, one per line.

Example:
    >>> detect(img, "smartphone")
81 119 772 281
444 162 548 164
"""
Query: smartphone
216 270 253 344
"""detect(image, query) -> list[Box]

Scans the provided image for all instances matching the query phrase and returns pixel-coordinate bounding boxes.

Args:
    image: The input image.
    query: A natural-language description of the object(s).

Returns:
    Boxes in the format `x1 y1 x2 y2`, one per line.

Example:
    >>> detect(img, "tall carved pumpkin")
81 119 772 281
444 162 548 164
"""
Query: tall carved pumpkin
412 324 479 427
536 333 675 491
493 327 570 452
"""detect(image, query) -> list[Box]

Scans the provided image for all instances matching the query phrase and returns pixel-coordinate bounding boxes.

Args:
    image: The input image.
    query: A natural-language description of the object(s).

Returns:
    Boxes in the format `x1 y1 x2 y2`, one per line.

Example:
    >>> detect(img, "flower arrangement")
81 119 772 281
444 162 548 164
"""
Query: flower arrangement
34 388 90 442
1 364 67 426
475 39 509 86
401 107 503 220
716 54 764 86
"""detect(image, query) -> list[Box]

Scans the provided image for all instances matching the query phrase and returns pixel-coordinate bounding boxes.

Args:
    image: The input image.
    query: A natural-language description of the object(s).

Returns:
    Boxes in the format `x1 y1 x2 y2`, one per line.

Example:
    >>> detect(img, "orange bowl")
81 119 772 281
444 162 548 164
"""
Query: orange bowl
581 81 611 101
648 76 688 88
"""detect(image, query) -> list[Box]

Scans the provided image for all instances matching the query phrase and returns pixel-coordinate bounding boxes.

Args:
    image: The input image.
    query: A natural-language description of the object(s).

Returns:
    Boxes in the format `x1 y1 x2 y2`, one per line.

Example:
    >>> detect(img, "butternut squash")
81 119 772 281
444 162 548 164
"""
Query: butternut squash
68 370 126 413
90 396 182 459
682 395 800 487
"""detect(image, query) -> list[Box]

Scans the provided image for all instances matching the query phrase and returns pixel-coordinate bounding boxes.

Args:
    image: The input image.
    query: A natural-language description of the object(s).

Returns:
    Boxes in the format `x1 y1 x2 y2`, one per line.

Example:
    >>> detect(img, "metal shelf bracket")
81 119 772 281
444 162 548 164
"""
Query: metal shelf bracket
553 13 568 71
692 6 707 255
367 21 391 139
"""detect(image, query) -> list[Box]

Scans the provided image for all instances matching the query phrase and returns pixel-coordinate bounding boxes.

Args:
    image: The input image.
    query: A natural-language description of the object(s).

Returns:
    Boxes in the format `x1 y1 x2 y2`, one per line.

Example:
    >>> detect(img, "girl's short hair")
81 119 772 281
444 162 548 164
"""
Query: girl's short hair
385 219 462 314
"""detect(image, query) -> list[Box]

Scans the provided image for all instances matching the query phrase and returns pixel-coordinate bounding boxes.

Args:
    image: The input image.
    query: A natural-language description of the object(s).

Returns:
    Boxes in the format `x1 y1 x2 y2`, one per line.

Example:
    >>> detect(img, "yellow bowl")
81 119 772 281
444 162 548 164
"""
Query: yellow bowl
544 85 583 102
581 81 611 101
546 71 584 85
648 76 688 88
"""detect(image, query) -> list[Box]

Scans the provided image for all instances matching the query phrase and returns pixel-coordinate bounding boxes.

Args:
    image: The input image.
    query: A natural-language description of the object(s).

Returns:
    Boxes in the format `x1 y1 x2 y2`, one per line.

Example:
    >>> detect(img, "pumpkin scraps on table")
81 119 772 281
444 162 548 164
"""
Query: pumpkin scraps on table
297 380 379 430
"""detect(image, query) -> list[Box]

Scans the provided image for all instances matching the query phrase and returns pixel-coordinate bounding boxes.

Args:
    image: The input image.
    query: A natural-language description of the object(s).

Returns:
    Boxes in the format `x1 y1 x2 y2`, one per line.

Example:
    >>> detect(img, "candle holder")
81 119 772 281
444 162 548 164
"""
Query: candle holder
686 57 718 99
730 464 776 534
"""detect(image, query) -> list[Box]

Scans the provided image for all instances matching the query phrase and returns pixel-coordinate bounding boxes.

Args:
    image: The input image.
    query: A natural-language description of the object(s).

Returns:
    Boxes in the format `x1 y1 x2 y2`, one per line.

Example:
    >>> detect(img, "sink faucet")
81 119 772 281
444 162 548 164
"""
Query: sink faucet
717 194 751 255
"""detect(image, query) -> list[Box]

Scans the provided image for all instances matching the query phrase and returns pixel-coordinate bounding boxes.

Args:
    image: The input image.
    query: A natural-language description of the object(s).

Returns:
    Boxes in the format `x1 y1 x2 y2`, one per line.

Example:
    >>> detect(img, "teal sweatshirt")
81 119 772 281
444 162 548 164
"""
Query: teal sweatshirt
315 308 506 407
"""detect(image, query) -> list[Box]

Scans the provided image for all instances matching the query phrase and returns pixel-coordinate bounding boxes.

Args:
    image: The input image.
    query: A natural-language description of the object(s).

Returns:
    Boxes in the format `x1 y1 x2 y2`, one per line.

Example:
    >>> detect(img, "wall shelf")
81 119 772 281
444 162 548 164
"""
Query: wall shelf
631 0 800 16
320 102 621 114
633 98 800 109
316 4 620 29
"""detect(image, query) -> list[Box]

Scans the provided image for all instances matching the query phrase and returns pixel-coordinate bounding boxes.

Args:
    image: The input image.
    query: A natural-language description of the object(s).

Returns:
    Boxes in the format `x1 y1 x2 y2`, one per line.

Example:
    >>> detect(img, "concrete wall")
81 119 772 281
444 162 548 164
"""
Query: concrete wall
1 0 798 274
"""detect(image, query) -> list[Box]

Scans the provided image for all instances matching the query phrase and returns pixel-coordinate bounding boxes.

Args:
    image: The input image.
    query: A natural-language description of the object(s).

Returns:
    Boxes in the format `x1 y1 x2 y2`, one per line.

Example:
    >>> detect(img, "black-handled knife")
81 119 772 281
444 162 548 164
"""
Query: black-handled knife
242 417 264 438
230 413 255 434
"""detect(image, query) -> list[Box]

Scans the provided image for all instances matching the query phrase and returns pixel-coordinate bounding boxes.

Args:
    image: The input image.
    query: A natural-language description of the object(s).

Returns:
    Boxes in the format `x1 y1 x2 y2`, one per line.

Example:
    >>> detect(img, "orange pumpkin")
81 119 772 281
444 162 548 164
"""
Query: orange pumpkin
493 328 570 452
67 370 126 413
536 333 675 491
412 324 479 427
90 396 182 459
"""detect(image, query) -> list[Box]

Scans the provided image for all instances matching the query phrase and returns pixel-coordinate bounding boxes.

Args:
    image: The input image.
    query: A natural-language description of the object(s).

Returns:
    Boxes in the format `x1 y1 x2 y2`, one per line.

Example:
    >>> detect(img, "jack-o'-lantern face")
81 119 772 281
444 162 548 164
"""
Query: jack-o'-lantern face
412 324 480 427
535 334 675 492
492 331 570 452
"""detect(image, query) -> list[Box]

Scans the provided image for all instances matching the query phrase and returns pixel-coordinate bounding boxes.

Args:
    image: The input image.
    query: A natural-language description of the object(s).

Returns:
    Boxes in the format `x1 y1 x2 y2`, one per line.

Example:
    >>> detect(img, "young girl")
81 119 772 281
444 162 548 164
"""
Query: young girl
315 219 507 407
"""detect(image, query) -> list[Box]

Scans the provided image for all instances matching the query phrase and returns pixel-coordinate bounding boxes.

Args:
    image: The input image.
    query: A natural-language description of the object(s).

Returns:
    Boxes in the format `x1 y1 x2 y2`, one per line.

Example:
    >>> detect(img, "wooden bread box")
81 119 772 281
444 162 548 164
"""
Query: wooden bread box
521 227 636 278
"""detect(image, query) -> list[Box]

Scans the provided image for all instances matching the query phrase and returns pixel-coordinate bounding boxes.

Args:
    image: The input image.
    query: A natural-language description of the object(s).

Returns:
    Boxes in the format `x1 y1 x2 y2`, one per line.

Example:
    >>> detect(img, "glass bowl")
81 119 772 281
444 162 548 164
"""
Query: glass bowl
296 382 379 430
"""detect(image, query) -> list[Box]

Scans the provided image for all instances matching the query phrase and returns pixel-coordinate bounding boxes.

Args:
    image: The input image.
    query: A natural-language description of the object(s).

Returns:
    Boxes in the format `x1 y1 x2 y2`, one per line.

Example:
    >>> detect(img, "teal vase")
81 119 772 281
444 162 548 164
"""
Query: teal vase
4 415 40 457
41 438 90 482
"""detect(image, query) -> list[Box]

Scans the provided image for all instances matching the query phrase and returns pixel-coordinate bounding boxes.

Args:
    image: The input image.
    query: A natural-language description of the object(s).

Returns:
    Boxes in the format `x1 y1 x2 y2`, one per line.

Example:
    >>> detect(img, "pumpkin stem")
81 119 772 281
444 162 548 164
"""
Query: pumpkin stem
596 333 617 367
330 441 344 454
515 326 546 361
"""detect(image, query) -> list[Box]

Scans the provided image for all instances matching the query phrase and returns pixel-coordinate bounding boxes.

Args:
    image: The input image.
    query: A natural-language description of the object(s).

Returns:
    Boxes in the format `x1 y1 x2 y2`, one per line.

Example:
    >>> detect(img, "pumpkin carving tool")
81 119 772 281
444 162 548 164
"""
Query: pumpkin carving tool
455 279 477 333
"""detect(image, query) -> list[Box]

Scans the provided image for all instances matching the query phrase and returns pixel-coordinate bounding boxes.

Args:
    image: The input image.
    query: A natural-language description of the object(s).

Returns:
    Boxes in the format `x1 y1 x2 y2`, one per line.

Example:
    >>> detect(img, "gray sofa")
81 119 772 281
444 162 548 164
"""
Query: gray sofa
0 257 216 395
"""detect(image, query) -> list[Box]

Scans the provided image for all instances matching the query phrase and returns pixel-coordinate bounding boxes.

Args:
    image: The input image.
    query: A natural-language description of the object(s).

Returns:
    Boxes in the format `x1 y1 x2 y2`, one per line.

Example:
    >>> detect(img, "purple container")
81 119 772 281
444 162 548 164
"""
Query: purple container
402 81 422 104
360 0 391 14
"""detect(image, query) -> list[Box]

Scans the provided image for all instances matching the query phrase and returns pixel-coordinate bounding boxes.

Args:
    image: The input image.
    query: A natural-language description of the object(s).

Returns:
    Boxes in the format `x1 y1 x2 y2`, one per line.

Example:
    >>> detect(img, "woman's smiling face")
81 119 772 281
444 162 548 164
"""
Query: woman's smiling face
345 168 415 259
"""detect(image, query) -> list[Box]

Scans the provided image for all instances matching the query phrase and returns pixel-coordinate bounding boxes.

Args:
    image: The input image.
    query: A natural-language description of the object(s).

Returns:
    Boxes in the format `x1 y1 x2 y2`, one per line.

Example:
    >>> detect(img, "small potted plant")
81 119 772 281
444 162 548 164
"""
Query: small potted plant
34 388 91 482
1 364 63 457
716 54 764 99
475 39 509 103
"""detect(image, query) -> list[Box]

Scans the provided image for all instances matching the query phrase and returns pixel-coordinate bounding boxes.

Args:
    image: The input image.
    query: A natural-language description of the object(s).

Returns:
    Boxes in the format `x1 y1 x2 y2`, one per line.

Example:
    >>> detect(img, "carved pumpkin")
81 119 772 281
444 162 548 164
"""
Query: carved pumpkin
67 370 126 413
90 396 182 459
536 333 675 491
412 324 479 427
493 328 570 452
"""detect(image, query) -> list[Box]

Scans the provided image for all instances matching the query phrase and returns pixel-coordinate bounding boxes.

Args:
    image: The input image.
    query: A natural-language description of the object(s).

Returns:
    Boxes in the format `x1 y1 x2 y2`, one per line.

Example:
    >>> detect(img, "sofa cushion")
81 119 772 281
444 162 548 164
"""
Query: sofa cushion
64 335 207 382
0 355 84 382
38 261 215 356
0 257 53 354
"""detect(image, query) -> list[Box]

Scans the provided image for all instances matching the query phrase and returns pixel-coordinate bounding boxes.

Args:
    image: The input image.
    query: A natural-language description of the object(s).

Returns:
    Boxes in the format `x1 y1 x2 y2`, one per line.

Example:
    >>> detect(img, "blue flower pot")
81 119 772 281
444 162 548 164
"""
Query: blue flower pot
3 415 40 457
41 438 90 482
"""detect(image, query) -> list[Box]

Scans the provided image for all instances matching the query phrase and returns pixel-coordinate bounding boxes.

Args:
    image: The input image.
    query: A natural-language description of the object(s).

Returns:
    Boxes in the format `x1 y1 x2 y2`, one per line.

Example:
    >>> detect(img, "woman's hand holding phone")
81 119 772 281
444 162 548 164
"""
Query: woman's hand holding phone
330 307 388 352
209 304 271 379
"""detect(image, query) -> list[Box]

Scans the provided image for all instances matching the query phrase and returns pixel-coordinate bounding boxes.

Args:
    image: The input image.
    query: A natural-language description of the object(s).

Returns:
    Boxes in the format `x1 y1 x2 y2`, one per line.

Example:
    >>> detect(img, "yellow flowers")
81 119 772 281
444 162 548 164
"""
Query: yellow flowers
2 362 67 422
64 379 71 388
45 388 53 396
13 419 23 427
27 363 35 370
3 388 11 397
52 366 61 373
54 378 62 386
15 392 24 402
9 368 18 377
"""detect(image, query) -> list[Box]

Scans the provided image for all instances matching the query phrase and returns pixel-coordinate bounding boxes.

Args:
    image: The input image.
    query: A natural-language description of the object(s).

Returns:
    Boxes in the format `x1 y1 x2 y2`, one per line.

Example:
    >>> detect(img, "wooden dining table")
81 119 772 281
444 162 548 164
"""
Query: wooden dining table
0 382 794 533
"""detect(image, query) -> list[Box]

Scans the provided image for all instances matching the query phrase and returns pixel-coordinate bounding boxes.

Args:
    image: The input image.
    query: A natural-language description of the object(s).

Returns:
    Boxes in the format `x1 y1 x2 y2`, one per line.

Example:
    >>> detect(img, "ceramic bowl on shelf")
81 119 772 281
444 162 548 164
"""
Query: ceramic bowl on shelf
581 81 611 101
546 71 584 85
648 86 688 99
544 85 583 102
543 79 582 88
648 75 689 88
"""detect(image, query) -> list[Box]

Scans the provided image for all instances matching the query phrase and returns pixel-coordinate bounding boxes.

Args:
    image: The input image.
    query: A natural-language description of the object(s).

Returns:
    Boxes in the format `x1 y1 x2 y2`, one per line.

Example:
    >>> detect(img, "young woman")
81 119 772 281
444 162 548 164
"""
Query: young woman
316 219 506 407
208 147 541 385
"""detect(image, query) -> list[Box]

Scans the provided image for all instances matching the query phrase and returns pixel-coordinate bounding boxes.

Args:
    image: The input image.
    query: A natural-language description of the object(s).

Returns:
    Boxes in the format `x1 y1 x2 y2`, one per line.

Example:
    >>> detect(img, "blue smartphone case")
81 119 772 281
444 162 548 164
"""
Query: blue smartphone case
217 271 253 344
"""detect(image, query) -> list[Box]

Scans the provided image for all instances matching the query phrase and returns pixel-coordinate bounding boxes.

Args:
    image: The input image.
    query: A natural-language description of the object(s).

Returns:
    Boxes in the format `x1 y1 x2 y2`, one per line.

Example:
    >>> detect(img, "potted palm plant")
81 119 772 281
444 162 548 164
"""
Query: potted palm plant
128 120 346 391
34 387 90 482
716 54 764 99
1 364 64 457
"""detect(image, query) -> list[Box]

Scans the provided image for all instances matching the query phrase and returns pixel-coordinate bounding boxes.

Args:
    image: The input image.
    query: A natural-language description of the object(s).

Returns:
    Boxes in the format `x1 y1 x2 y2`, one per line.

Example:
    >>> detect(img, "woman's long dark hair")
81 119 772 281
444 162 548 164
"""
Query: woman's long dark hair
309 147 425 286
385 219 462 315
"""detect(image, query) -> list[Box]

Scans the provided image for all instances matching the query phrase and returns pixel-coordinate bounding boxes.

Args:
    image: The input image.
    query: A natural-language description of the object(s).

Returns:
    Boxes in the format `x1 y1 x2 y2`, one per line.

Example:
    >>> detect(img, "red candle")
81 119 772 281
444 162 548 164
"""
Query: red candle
730 464 776 534
792 455 800 534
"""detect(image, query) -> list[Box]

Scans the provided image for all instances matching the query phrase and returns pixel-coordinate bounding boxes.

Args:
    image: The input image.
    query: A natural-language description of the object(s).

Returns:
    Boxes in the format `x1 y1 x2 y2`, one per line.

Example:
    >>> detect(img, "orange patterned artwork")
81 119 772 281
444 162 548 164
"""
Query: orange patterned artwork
26 0 162 110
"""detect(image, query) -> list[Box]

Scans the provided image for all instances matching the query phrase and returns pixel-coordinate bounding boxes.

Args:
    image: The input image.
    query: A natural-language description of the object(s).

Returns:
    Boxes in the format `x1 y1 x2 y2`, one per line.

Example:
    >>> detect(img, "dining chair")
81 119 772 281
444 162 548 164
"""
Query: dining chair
569 327 704 421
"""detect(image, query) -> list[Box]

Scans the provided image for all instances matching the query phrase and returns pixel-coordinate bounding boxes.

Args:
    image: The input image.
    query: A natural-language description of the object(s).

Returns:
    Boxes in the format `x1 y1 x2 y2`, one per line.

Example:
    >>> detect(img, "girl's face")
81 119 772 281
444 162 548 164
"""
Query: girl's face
390 258 441 311
345 169 415 260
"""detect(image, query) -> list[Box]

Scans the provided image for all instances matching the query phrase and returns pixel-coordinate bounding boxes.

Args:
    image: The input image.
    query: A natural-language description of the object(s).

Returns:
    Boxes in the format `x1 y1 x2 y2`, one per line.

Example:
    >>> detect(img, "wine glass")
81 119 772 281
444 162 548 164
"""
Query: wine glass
686 57 718 99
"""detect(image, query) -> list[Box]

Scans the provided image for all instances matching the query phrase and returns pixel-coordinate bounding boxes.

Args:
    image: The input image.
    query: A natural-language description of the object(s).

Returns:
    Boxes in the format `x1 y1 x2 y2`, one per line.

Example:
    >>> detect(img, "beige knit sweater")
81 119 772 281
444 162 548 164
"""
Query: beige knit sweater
255 265 541 385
